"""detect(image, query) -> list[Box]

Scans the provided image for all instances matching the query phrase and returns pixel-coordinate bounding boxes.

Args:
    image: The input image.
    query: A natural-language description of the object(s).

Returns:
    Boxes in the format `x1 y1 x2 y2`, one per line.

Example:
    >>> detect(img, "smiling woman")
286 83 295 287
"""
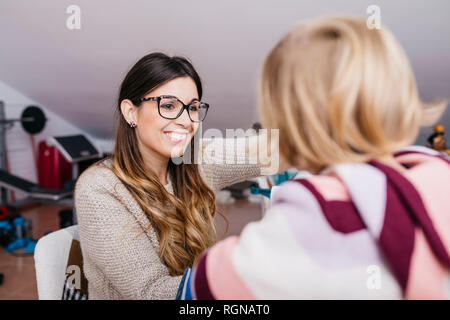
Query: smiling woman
122 76 204 173
73 52 272 299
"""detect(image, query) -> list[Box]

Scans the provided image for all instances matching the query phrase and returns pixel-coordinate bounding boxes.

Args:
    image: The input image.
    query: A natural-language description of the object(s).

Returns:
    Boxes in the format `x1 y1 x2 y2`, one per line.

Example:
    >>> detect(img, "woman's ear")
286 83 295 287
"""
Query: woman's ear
120 99 137 125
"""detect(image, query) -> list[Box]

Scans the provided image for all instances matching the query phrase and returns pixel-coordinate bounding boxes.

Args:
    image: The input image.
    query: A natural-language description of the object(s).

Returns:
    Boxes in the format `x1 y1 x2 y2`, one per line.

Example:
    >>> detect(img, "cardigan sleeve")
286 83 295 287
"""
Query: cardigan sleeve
198 135 283 191
74 167 182 300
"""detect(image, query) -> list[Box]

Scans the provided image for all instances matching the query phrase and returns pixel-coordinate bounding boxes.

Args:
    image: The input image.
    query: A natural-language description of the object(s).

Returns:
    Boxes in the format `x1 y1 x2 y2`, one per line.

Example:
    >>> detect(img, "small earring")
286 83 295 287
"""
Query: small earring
129 121 136 128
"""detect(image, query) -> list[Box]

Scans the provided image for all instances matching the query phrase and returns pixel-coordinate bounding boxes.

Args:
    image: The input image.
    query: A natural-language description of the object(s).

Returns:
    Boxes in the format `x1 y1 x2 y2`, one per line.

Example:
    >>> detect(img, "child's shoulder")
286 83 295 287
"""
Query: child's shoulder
394 145 450 166
271 173 351 209
273 145 450 205
394 145 450 192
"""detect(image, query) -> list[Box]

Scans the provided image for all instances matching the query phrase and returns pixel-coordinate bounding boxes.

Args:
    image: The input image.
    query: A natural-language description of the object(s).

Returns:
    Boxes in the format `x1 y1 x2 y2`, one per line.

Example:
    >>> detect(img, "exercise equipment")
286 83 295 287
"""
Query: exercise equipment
37 140 73 190
0 206 35 262
47 135 100 163
0 102 102 207
59 209 74 229
0 169 73 202
47 135 101 227
0 101 75 205
47 134 100 181
0 215 36 255
0 102 102 269
0 105 47 135
0 103 98 283
0 220 15 247
0 205 20 246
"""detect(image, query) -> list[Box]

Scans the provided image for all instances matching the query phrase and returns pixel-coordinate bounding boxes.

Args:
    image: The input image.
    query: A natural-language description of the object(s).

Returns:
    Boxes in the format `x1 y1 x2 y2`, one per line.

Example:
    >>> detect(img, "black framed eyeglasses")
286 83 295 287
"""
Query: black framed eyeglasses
139 95 209 123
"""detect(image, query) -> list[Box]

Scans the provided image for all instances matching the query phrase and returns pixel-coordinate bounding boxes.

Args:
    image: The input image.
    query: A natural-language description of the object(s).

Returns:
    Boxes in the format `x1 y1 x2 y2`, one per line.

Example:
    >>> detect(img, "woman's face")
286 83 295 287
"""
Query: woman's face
121 76 200 163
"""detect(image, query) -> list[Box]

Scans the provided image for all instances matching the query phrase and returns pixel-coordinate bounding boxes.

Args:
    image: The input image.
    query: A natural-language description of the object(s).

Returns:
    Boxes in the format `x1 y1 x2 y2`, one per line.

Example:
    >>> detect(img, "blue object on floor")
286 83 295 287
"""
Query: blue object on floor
6 238 27 252
0 220 12 230
5 237 36 253
24 239 37 253
250 186 271 198
3 216 36 254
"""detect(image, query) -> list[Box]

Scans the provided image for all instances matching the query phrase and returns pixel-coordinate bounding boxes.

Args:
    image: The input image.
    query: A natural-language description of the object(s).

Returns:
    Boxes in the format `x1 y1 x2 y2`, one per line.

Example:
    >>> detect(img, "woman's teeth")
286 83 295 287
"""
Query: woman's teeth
165 132 188 142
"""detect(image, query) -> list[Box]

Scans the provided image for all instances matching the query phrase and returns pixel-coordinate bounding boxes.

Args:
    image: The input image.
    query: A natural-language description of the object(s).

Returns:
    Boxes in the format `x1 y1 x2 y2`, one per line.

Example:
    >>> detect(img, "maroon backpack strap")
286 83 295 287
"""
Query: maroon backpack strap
369 160 450 270
292 178 365 234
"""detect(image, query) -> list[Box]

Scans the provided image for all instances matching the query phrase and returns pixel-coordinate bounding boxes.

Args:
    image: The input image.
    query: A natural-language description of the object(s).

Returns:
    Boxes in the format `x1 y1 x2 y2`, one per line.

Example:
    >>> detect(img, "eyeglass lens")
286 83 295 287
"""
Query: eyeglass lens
159 97 207 122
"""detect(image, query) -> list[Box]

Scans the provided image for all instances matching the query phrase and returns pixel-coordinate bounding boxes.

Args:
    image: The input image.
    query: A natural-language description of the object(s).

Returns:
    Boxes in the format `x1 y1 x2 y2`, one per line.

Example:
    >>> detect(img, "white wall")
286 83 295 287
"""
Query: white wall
0 80 104 202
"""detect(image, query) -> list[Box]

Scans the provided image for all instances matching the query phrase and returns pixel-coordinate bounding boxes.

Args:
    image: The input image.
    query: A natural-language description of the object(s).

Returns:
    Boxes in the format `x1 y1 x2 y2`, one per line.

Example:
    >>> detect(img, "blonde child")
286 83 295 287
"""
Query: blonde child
187 16 450 299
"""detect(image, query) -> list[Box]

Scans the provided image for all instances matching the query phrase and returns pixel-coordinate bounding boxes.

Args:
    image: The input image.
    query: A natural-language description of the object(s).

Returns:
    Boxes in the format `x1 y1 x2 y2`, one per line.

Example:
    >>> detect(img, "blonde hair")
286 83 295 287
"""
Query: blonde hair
259 16 447 173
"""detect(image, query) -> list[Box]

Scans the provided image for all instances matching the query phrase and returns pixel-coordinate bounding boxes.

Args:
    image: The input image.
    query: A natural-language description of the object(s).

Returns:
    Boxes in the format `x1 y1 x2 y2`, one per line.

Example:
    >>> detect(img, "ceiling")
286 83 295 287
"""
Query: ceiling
0 0 449 144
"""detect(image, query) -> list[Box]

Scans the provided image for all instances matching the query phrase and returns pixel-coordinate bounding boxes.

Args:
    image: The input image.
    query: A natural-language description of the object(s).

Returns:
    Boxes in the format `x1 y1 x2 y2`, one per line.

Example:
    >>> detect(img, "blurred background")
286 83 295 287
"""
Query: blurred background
0 0 448 299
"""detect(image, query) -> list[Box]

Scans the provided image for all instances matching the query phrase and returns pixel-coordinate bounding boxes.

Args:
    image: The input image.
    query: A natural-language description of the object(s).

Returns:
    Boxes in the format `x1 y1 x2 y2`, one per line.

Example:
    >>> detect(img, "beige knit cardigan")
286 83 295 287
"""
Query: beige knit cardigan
74 138 262 299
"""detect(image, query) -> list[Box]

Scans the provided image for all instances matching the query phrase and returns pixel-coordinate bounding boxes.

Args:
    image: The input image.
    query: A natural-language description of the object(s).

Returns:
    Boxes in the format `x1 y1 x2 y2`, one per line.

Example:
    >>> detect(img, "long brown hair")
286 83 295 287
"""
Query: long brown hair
108 53 218 276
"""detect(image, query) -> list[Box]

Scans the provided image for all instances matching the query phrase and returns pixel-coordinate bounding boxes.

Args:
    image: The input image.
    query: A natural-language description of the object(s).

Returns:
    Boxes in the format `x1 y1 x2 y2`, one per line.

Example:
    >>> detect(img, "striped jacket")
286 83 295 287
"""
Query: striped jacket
189 146 450 299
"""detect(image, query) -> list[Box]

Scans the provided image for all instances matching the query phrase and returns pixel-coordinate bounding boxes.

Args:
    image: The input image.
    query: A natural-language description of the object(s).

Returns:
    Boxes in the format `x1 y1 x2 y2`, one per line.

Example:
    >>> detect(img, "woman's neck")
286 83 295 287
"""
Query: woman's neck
139 144 170 185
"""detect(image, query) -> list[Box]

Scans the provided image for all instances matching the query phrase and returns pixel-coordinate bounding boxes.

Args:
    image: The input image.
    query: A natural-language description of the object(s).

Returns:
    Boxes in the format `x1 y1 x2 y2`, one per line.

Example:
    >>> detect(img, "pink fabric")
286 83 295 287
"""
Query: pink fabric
307 175 350 202
401 154 450 299
368 158 450 296
293 179 366 234
405 229 448 299
404 157 450 255
396 153 440 167
192 147 449 300
206 236 256 299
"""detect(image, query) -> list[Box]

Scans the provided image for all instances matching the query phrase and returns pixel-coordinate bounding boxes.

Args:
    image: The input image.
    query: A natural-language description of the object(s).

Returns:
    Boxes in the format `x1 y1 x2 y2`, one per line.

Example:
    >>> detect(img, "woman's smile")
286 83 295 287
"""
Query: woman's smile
163 130 190 144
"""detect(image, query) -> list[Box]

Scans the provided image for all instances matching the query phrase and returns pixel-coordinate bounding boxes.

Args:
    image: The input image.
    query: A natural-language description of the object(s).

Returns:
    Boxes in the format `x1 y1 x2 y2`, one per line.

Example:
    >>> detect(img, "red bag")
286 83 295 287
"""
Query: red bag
37 141 73 189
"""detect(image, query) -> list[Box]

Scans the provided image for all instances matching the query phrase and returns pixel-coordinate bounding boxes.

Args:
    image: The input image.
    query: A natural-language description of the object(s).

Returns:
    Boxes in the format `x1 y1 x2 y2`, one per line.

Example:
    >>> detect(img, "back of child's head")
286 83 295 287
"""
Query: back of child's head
259 16 447 173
